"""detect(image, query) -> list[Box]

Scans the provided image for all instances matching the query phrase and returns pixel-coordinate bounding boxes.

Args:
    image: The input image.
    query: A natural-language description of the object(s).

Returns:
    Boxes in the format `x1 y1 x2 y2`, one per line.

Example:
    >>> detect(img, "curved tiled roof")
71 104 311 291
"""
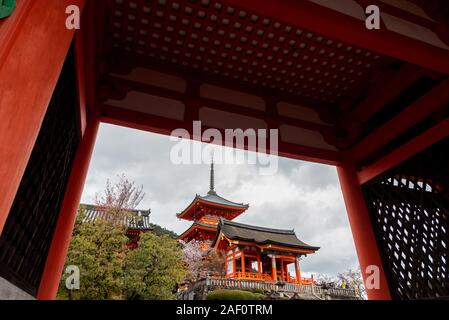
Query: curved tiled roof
197 190 249 209
212 218 320 251
81 204 152 231
176 162 249 219
177 221 218 240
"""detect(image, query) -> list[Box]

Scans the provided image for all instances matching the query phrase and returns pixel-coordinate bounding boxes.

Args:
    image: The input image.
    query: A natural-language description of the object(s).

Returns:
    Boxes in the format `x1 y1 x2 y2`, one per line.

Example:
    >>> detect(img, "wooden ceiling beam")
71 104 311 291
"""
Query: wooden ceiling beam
348 78 449 163
222 0 449 73
340 64 424 127
356 0 440 30
105 52 337 124
99 104 342 165
357 116 449 184
99 75 337 141
336 63 424 149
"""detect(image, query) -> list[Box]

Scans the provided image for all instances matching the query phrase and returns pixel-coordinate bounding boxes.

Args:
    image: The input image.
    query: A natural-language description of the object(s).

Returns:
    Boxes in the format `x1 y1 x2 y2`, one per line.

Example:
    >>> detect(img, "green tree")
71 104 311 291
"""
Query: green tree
59 175 185 300
59 208 129 300
149 222 178 239
123 232 186 300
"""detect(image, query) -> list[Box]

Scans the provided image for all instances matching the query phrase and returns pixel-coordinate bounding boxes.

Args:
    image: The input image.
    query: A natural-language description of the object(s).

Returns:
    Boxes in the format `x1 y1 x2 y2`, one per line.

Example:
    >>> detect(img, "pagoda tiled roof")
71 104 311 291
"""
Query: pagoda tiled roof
197 190 249 209
212 218 320 251
177 221 218 241
176 190 249 219
81 204 152 231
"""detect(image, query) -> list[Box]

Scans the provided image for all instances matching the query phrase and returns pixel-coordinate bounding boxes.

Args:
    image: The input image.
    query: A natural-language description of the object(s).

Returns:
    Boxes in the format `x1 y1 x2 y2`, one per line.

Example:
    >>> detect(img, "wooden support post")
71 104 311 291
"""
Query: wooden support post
37 115 100 300
337 165 391 300
231 257 235 277
257 254 261 275
295 258 302 285
271 255 277 282
241 251 245 275
280 258 285 282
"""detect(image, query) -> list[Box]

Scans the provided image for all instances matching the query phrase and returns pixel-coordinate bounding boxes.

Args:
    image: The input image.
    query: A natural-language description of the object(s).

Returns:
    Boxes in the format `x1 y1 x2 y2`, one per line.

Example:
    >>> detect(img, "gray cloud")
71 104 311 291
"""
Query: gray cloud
81 124 359 277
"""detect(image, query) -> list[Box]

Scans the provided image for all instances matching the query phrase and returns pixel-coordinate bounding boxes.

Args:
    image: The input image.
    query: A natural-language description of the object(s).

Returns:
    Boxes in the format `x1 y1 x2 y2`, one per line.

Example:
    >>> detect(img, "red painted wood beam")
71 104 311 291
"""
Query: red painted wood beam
81 0 107 113
0 0 33 68
100 105 342 166
358 116 449 184
278 140 341 166
337 165 391 300
349 78 449 162
110 52 334 118
222 0 449 74
82 0 96 110
357 0 438 30
74 31 87 136
37 115 100 300
340 64 423 128
101 75 336 139
0 0 85 234
336 64 424 149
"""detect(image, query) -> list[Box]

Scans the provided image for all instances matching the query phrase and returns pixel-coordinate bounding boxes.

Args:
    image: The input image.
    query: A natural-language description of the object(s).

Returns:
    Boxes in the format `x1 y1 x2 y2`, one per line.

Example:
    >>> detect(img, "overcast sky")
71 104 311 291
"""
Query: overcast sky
81 123 359 277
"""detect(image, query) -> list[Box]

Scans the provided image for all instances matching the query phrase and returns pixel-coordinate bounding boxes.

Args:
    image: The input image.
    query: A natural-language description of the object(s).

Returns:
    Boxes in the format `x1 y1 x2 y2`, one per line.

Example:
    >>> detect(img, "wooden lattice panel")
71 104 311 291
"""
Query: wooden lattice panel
363 137 449 299
107 0 386 106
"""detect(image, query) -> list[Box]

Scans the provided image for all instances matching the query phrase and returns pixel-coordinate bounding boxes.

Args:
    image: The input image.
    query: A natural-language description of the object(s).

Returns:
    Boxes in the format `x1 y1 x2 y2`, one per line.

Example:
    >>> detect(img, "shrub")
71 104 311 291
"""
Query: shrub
206 289 265 300
247 288 265 295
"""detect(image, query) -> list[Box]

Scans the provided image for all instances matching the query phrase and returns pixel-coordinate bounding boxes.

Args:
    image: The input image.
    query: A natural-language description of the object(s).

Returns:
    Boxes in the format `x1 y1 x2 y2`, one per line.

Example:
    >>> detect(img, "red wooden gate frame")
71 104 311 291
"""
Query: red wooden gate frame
1 0 449 300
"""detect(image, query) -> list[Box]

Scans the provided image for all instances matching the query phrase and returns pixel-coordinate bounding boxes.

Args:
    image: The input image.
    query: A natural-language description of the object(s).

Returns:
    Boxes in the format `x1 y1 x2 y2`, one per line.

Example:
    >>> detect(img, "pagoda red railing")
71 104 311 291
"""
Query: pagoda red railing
226 272 273 281
206 276 358 298
223 272 316 285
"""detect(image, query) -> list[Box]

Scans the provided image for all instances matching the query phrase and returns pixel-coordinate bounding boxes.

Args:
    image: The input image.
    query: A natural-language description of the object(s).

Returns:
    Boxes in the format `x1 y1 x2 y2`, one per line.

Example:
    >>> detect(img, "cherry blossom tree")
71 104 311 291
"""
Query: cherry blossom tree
180 240 226 283
95 173 145 223
180 240 206 282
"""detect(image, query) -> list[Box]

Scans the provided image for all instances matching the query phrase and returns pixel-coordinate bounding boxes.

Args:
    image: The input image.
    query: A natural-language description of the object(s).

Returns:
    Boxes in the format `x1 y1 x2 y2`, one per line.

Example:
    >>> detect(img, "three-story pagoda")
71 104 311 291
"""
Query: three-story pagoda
177 163 319 285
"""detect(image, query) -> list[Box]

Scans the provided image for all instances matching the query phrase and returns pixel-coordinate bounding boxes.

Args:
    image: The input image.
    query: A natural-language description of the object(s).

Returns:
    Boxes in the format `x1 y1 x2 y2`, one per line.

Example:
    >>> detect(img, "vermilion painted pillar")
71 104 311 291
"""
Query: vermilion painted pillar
337 165 391 300
271 255 277 282
37 115 99 300
280 258 285 281
295 258 301 285
0 0 85 234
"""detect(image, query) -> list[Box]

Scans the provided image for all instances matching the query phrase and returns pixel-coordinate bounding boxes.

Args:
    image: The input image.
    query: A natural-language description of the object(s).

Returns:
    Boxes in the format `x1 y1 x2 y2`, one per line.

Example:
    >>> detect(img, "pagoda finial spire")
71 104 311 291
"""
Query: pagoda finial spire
210 158 215 193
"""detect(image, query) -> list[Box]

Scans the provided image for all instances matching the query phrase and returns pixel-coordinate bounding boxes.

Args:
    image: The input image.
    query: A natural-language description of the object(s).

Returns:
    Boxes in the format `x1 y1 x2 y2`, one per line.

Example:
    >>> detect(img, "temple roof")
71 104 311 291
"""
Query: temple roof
81 204 152 231
177 162 249 220
197 190 249 209
177 221 218 241
213 218 320 251
176 191 249 220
